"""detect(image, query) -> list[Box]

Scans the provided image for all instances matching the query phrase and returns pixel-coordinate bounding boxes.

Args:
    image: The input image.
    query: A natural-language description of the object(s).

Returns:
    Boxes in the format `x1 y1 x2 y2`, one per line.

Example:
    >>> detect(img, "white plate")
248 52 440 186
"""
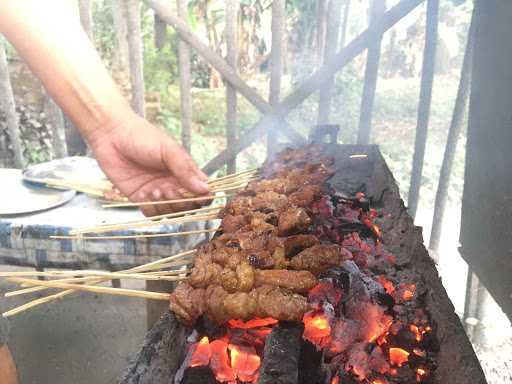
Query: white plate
0 169 76 216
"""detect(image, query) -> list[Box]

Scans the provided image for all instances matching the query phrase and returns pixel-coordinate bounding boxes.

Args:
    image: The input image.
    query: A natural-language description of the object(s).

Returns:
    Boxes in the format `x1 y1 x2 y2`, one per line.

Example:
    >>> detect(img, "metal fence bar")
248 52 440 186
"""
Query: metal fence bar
225 0 238 173
267 0 285 154
357 0 386 144
126 0 145 117
0 40 24 168
317 0 344 126
176 0 192 152
407 0 439 218
429 12 475 254
203 0 426 174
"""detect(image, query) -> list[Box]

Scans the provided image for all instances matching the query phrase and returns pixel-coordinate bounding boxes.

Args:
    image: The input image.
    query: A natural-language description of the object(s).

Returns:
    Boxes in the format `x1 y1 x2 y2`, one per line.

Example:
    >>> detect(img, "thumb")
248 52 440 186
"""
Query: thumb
162 143 210 195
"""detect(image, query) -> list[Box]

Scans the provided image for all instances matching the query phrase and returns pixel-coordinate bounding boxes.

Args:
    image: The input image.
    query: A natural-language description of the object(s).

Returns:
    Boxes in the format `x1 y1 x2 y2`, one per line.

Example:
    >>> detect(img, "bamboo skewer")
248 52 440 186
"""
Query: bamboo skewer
5 258 194 298
103 193 234 208
70 205 222 235
2 249 196 316
5 277 173 301
0 269 191 280
52 227 218 240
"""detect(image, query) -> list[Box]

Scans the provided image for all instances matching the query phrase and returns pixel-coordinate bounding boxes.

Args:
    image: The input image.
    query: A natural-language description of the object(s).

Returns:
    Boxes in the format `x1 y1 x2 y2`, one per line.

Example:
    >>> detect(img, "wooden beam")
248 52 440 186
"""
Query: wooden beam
357 0 386 144
146 0 306 145
407 0 439 217
340 0 352 48
154 14 167 50
225 0 239 173
0 40 24 168
429 11 474 253
78 0 93 40
111 0 130 73
203 0 425 174
267 0 285 154
317 0 344 125
126 0 145 117
43 90 68 158
176 0 192 152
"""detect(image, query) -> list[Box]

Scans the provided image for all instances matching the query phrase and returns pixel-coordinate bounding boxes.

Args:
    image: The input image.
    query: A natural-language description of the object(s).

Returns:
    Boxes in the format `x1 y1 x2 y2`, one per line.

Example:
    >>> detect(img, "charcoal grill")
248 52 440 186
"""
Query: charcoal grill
119 144 487 384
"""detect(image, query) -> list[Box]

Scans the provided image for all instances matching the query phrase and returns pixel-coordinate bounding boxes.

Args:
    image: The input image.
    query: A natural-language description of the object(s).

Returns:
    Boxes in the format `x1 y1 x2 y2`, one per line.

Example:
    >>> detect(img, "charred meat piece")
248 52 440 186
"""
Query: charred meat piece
189 261 223 288
290 244 352 275
284 234 320 257
278 207 312 236
289 185 321 207
169 283 206 325
252 191 289 212
254 269 318 293
221 214 249 233
200 285 310 324
220 263 255 293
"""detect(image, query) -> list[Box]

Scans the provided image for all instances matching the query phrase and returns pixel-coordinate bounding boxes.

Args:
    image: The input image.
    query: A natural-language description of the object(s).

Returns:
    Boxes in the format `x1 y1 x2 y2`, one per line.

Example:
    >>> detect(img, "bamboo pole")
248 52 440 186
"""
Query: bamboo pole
357 0 386 144
0 40 24 168
225 0 239 174
407 0 439 218
176 0 192 151
202 0 426 174
111 0 130 73
126 0 145 117
429 12 474 254
267 0 285 155
317 0 344 125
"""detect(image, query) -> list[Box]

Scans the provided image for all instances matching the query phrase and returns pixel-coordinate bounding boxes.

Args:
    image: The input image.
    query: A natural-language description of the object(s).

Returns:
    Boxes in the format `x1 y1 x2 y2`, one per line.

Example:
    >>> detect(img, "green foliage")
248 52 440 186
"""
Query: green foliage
92 0 116 68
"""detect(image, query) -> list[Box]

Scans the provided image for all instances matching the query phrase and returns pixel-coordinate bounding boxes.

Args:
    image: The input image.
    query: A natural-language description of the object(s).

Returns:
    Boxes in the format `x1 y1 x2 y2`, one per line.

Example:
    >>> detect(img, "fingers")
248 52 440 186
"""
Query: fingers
128 177 203 218
162 143 210 196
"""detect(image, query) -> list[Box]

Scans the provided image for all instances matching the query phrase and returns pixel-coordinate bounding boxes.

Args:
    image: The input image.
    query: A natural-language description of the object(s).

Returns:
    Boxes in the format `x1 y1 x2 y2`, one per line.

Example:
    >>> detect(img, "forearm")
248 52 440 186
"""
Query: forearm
0 0 133 144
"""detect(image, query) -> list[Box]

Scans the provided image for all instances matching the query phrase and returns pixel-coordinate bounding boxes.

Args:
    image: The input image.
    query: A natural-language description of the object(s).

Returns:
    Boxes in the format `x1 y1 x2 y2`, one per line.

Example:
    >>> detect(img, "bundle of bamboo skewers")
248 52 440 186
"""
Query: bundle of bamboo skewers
1 168 259 318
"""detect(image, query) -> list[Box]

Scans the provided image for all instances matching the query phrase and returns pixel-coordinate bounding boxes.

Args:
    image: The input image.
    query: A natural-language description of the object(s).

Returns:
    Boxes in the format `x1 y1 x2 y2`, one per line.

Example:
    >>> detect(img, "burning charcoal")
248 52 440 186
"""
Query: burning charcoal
298 340 324 384
259 322 304 384
345 342 371 380
181 366 216 384
327 318 359 355
368 346 390 374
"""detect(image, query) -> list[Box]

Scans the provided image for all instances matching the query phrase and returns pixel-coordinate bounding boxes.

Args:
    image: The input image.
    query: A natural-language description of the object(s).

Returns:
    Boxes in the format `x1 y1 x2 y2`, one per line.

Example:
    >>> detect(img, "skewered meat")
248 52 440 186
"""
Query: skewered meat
169 283 206 325
169 146 340 325
278 207 312 236
254 269 318 293
284 234 320 257
290 244 353 275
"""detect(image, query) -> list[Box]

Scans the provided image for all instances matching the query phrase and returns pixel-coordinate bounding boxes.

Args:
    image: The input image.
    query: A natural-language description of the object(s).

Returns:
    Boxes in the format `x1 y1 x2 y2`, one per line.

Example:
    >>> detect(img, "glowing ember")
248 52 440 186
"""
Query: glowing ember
190 336 211 367
331 376 340 384
228 344 261 382
377 275 395 294
209 340 236 382
303 311 332 348
373 379 389 384
410 324 422 342
389 347 410 366
416 367 428 381
308 282 342 306
228 317 278 329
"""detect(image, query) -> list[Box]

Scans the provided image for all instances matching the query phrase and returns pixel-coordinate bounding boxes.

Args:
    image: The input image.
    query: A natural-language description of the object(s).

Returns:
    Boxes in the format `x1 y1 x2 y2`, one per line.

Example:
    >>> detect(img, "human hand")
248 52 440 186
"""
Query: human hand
88 112 210 217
